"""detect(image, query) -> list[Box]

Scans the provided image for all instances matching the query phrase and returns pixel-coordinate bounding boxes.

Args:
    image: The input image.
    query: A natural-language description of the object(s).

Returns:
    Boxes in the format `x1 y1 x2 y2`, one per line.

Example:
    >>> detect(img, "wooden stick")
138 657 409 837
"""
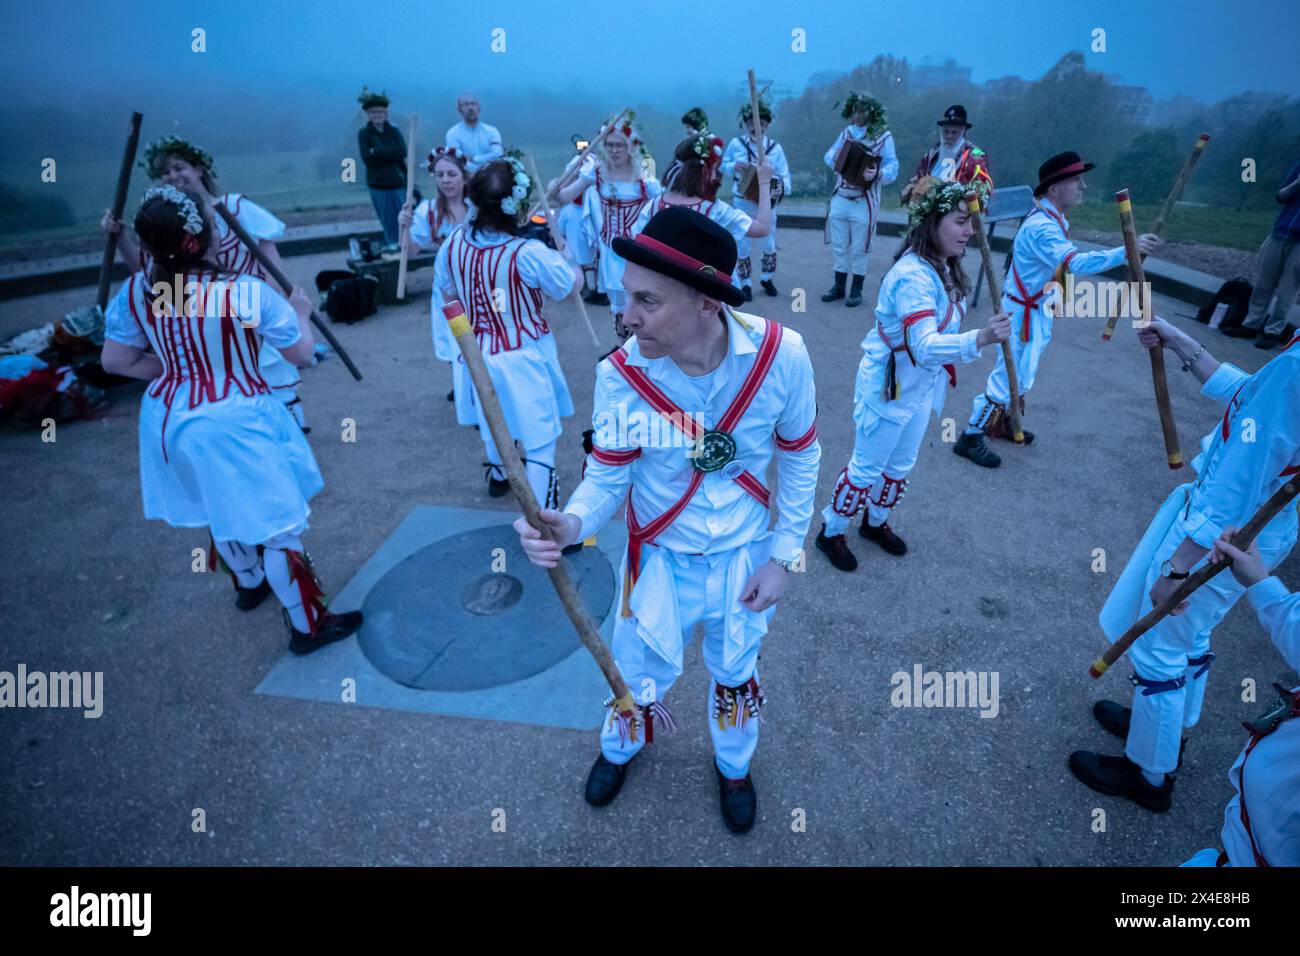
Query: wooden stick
551 107 631 195
525 153 600 347
1102 133 1209 341
97 111 143 311
746 70 767 166
967 187 1024 443
1089 478 1300 678
440 295 638 723
212 201 363 382
396 114 419 300
1117 189 1182 469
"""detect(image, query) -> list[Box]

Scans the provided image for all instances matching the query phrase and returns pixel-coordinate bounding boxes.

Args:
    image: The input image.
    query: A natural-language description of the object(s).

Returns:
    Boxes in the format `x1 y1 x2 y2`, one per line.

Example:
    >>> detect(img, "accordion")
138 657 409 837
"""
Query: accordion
834 138 882 191
735 162 784 206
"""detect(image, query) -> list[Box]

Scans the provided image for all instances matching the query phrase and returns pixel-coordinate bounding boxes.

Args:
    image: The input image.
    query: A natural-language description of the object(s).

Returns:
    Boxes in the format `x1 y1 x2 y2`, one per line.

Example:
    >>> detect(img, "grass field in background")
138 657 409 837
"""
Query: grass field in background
0 147 1276 255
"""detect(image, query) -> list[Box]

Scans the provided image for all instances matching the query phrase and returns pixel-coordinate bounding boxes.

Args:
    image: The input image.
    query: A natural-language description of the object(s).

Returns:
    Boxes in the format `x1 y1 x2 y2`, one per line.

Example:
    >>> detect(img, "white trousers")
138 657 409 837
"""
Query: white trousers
967 307 1052 430
1105 490 1296 775
734 198 777 281
600 548 772 779
481 433 558 509
827 194 870 276
822 407 929 533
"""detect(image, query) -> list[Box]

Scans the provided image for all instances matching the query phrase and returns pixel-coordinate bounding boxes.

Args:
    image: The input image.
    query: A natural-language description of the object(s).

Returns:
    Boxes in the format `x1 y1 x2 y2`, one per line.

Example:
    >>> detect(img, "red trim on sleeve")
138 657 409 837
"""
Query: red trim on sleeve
775 422 817 452
591 445 641 466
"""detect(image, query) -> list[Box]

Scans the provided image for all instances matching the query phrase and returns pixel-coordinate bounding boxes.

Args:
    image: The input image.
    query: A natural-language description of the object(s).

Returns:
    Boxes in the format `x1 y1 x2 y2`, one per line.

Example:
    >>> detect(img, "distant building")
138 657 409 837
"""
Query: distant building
1103 75 1154 125
911 58 972 90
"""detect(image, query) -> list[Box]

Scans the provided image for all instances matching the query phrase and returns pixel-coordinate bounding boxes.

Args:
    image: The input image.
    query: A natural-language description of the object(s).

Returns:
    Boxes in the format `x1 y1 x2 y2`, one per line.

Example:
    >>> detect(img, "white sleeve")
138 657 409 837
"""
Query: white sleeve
770 143 792 193
1246 577 1300 673
444 125 461 151
717 202 752 242
823 129 846 171
1034 221 1126 276
517 240 576 301
409 200 433 248
433 235 456 299
1201 361 1250 406
476 124 505 166
233 195 285 242
897 278 980 368
564 363 635 539
770 332 821 563
644 177 662 199
250 279 301 350
878 132 899 187
721 138 746 179
103 276 149 348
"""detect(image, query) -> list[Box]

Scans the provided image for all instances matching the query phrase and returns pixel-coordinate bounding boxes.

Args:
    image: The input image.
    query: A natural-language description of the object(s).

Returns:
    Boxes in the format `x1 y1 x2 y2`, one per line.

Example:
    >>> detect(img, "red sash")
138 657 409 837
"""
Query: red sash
1008 205 1073 342
606 319 783 616
877 301 963 390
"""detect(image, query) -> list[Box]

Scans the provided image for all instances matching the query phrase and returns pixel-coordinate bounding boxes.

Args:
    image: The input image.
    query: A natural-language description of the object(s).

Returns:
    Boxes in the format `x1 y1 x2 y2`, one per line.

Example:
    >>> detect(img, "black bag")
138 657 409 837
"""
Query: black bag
1196 275 1252 330
315 269 379 324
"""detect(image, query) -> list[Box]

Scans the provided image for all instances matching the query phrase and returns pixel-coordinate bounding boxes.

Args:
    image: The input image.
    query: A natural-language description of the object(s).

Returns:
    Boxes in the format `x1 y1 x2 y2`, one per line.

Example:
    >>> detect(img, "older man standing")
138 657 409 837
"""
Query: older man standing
1223 157 1300 350
445 93 504 174
356 88 408 247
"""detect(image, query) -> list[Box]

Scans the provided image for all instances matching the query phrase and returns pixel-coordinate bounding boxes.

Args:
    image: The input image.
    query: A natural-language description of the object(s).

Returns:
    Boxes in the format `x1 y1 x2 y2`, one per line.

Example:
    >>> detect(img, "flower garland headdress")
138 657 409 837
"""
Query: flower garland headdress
498 150 533 216
140 136 215 181
140 185 205 236
835 92 887 136
907 176 990 227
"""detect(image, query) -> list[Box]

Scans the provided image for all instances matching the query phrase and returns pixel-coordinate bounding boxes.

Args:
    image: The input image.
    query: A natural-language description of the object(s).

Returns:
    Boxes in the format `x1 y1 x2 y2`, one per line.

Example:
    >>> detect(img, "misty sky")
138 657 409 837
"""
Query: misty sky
2 0 1296 106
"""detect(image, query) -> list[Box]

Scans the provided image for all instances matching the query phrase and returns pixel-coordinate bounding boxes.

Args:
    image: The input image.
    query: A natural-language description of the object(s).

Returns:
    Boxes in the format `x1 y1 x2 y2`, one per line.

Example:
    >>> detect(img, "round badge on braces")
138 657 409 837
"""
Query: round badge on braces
690 429 737 473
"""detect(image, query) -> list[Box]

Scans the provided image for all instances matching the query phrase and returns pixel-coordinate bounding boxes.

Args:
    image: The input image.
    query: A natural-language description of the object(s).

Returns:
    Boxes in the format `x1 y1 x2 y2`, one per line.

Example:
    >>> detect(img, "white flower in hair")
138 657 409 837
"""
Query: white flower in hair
511 184 527 201
501 196 519 215
514 172 529 187
142 184 204 235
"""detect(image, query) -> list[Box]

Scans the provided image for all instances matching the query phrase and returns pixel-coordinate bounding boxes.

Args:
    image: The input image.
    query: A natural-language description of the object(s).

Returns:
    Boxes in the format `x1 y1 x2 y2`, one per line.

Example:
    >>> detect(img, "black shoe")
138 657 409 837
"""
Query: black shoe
860 519 907 556
288 610 363 655
234 578 272 611
820 272 847 302
985 416 1034 445
742 285 753 302
584 753 632 807
446 388 455 402
761 279 778 297
1068 750 1174 813
815 524 858 571
1255 331 1282 350
561 542 584 556
1092 701 1187 770
954 432 1001 468
585 291 610 307
1221 323 1259 339
717 766 757 833
485 465 511 497
845 276 865 308
300 425 312 435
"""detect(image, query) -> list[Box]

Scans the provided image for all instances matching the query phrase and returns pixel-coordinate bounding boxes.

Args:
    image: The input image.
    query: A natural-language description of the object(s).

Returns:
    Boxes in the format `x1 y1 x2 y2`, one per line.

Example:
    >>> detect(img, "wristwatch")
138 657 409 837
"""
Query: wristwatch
1160 559 1190 580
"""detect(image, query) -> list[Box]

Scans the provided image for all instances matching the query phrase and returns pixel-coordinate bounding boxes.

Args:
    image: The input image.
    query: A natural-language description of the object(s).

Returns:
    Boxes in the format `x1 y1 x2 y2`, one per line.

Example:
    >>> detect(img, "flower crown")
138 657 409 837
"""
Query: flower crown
140 136 214 180
141 185 205 235
837 92 886 133
605 110 650 159
691 131 725 162
738 100 773 125
498 151 533 216
426 146 467 171
681 107 709 132
907 176 990 227
357 86 389 109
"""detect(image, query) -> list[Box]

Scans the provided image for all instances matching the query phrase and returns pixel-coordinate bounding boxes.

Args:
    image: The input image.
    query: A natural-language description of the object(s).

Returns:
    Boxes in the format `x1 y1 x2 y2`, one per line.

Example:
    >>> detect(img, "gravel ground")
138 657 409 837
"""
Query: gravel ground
0 229 1295 866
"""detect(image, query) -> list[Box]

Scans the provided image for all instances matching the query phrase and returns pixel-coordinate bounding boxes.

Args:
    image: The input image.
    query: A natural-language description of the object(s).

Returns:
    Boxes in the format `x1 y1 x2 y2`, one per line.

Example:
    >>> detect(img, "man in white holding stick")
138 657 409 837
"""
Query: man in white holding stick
515 207 820 833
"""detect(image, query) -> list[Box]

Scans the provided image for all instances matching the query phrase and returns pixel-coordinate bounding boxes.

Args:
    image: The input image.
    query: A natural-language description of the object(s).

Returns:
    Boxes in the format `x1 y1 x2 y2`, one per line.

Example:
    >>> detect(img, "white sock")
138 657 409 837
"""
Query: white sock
214 539 264 588
523 440 558 509
263 546 310 632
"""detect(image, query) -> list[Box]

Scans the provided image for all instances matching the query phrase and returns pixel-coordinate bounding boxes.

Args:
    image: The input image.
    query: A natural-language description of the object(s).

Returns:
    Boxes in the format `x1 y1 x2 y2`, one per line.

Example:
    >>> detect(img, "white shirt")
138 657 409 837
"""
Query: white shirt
409 198 466 250
632 194 752 244
822 124 899 197
1003 198 1126 314
564 308 820 564
1178 345 1300 550
445 120 504 173
721 136 793 195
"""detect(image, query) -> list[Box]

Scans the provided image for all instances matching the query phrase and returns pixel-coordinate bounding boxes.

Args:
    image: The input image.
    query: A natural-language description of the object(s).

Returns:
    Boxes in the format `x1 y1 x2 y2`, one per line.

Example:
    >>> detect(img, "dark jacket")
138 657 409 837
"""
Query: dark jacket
358 122 407 190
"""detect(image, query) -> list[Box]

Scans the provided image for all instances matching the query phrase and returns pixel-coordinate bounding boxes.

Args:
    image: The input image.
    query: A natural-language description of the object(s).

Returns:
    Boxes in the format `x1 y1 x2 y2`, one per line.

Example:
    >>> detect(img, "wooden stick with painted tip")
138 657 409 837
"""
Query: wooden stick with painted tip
439 294 638 726
396 113 419 300
97 111 143 311
212 201 364 381
1102 133 1209 341
1089 478 1300 678
746 70 767 167
966 186 1025 443
1117 189 1181 469
525 153 600 348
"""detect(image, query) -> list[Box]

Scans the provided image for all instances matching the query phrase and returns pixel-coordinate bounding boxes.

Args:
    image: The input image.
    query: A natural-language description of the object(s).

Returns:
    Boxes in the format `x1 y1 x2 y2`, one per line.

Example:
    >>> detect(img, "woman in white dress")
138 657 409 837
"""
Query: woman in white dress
100 185 363 653
101 136 311 432
434 158 584 509
399 146 471 398
554 117 660 338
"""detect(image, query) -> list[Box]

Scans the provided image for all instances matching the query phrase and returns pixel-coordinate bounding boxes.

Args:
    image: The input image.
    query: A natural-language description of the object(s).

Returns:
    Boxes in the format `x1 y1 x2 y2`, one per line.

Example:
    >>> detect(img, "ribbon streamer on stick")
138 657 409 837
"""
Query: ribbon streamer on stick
1089 479 1300 678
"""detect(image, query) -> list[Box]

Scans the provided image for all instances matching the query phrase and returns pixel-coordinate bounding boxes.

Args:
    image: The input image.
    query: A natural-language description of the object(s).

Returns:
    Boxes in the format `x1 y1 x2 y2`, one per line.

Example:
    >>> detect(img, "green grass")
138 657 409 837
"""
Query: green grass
1064 200 1272 251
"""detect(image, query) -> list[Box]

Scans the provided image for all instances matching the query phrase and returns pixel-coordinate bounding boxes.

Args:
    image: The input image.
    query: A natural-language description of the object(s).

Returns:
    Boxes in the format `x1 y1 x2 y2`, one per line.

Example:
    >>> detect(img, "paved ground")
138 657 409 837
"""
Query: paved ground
1 228 1295 866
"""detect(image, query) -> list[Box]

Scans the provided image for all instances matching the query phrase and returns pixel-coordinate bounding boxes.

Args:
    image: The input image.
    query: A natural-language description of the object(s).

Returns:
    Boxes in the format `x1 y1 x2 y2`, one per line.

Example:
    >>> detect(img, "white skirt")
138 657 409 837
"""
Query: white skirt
258 341 301 392
452 332 573 451
137 389 323 543
430 285 458 364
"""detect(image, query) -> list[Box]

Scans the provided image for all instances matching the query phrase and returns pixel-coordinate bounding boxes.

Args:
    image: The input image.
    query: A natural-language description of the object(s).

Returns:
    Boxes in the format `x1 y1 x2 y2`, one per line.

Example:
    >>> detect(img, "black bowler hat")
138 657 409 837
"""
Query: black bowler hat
1034 150 1096 196
938 104 971 128
612 206 745 307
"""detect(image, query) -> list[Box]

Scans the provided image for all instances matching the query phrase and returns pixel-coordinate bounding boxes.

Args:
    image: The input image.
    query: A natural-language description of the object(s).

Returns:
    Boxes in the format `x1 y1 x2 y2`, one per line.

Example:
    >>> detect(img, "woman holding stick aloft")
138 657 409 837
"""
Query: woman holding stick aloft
1070 317 1300 813
433 157 583 508
101 136 312 432
815 178 1010 570
955 151 1160 468
100 187 363 654
399 146 471 392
